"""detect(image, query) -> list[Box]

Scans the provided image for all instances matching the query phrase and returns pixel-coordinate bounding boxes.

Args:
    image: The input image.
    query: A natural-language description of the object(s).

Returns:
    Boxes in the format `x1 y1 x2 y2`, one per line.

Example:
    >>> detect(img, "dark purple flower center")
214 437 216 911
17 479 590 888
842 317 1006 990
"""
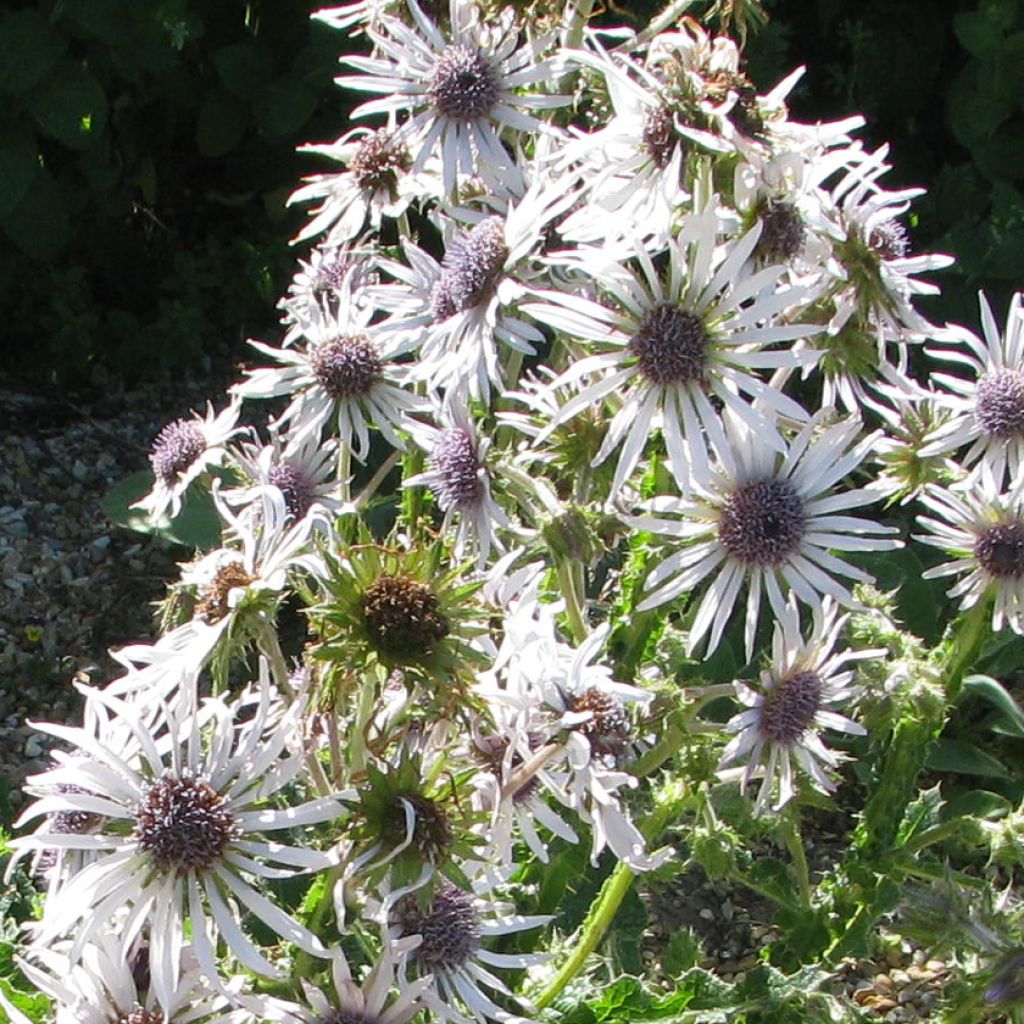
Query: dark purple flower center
429 428 483 509
868 219 910 261
311 253 353 297
196 561 255 624
642 106 678 170
756 199 805 264
760 670 823 745
976 368 1024 440
311 335 382 399
429 44 499 121
269 462 316 519
567 687 630 758
975 521 1024 579
149 419 205 483
134 774 238 875
396 880 481 970
430 217 508 322
350 129 410 192
629 304 709 386
718 478 807 567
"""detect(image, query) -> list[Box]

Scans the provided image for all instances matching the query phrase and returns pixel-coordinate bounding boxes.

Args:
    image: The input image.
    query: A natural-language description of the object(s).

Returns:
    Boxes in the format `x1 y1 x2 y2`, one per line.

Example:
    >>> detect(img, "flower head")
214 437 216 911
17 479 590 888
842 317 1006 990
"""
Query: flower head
12 664 341 1011
718 596 873 813
915 473 1024 635
233 298 423 458
922 291 1024 487
134 403 243 521
627 412 900 658
523 211 822 495
334 0 571 195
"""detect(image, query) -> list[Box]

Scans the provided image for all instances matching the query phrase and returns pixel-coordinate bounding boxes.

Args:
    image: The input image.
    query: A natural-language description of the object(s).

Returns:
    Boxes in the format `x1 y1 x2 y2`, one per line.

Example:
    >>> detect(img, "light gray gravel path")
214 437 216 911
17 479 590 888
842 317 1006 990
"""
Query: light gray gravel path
0 366 236 807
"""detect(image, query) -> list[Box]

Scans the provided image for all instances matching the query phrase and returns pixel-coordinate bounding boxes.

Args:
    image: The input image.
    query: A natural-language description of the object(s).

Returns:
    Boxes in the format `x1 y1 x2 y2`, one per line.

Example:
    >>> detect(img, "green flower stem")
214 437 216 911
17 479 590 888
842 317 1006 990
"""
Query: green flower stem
628 718 684 779
294 864 342 985
561 0 595 52
554 559 588 645
354 450 402 510
633 0 697 45
943 596 991 702
337 436 352 502
400 447 427 538
534 860 636 1011
258 620 295 698
780 811 812 908
532 782 687 1010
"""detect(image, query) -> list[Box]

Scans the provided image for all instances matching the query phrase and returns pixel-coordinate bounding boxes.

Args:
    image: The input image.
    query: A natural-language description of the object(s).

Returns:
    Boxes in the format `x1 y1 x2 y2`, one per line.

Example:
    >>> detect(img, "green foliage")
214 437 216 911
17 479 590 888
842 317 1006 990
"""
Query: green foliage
100 468 224 549
0 0 342 386
550 965 856 1024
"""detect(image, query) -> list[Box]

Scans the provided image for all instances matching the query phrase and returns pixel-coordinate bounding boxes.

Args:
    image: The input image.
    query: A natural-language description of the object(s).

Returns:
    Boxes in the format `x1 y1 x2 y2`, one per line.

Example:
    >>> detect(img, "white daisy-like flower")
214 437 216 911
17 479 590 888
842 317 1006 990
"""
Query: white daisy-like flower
289 126 425 246
555 41 726 246
470 705 579 867
10 932 236 1024
224 427 347 526
133 401 244 521
717 596 874 814
334 0 572 195
373 177 576 401
249 943 431 1024
538 624 662 871
476 592 663 871
625 411 901 658
522 209 822 495
921 291 1024 487
232 298 424 458
279 241 378 347
133 486 326 685
826 143 953 340
404 398 509 566
915 473 1024 634
384 870 549 1024
12 664 342 1012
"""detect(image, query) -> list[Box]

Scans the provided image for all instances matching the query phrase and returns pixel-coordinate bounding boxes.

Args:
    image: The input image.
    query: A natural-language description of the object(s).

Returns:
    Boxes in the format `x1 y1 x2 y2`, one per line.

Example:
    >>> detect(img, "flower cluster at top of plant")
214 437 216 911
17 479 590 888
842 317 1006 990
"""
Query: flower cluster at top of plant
5 0 1024 1021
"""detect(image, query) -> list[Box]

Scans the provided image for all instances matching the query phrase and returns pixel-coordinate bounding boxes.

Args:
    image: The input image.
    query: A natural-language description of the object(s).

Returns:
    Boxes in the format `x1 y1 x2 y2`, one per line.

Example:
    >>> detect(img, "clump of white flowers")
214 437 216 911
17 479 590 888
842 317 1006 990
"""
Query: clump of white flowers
6 1 1020 1022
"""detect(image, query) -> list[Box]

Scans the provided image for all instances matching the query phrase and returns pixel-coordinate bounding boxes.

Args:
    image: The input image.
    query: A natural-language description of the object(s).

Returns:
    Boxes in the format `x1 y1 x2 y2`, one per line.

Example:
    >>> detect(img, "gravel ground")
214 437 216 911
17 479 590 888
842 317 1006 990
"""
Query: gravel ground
0 366 236 808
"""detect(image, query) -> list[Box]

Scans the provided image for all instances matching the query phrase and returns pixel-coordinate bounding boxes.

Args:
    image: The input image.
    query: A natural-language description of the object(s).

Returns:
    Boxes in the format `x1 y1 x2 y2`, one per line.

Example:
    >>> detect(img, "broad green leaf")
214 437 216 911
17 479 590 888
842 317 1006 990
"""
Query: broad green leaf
963 673 1024 737
257 78 317 142
0 130 38 219
26 63 107 150
0 167 68 260
195 89 249 158
954 11 1004 59
214 41 273 99
925 738 1011 778
0 11 66 95
100 470 223 551
896 784 944 844
942 789 1012 821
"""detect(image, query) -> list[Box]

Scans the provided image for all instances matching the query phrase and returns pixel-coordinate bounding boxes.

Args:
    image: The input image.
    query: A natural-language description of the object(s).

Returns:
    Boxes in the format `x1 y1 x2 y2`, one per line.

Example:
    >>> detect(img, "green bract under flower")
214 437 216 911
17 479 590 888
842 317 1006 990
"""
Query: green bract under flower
308 529 488 711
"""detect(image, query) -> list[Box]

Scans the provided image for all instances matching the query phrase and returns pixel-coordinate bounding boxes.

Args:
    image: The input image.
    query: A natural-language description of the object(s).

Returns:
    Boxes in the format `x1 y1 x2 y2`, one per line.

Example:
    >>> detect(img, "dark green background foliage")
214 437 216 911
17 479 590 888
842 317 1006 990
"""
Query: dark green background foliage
0 0 344 385
2 0 1021 389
